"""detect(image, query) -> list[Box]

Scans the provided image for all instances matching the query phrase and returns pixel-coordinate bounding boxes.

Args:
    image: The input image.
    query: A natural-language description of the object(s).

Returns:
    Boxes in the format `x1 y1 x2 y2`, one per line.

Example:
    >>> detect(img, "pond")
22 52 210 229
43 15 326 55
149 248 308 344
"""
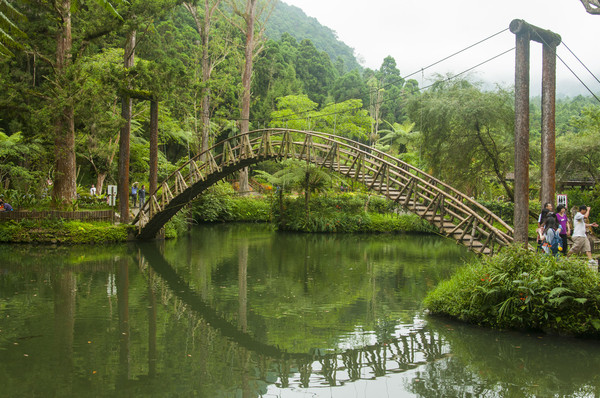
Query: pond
1 224 600 397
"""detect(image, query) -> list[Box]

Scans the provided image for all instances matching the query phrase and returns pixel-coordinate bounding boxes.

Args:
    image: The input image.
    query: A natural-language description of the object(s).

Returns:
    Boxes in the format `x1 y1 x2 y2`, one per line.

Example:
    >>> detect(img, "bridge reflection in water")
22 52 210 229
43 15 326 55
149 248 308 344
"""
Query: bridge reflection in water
138 242 450 393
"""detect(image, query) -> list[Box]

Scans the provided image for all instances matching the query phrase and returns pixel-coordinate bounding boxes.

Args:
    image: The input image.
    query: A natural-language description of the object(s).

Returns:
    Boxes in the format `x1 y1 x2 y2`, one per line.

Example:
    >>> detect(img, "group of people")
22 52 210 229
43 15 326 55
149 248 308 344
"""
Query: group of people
89 183 147 208
537 202 598 266
130 184 146 208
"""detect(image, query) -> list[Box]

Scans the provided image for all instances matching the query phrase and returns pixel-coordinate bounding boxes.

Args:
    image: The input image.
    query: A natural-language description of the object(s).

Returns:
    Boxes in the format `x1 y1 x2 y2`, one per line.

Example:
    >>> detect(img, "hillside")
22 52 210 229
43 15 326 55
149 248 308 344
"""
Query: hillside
265 1 362 72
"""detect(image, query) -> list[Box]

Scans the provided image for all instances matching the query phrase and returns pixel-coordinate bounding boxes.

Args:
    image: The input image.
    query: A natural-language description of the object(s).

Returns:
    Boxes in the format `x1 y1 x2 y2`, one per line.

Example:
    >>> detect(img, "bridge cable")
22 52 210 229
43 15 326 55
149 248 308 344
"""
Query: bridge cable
264 27 511 124
259 47 516 125
530 31 600 104
383 27 510 90
561 41 600 86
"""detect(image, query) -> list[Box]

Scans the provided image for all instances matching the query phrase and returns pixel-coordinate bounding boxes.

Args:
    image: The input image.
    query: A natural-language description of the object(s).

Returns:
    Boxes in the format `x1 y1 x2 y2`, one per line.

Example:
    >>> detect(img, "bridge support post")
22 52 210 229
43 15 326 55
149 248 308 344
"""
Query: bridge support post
513 25 531 245
541 42 558 208
510 19 561 246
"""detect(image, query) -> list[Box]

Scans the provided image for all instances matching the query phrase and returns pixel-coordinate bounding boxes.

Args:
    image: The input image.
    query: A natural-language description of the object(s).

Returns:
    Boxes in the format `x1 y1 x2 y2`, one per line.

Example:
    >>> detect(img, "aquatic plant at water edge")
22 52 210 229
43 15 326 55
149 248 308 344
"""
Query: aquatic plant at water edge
424 245 600 336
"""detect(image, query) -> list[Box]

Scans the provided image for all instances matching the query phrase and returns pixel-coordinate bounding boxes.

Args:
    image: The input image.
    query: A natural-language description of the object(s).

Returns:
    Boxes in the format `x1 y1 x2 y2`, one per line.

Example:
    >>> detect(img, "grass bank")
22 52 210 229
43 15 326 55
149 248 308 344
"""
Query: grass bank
424 246 600 337
0 219 135 244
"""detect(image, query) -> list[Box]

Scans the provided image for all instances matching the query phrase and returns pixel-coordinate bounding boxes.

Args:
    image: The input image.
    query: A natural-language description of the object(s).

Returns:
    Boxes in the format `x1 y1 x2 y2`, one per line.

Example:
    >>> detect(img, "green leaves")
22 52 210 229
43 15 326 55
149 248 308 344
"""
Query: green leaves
0 0 27 57
425 245 600 336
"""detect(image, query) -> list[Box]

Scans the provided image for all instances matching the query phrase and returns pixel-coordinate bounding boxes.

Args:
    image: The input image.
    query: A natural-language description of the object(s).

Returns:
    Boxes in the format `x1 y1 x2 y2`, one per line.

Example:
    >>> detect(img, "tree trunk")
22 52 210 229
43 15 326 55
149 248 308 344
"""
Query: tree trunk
184 0 221 161
96 172 107 195
149 100 159 195
118 30 136 223
52 0 77 205
238 0 257 195
200 0 213 160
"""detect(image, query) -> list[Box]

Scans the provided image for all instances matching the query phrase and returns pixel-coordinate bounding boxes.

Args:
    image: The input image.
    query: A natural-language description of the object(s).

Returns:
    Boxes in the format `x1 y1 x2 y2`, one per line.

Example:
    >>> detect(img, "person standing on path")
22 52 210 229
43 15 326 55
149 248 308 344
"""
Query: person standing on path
90 184 97 196
568 205 598 266
538 202 553 226
556 205 571 255
131 184 138 208
138 185 146 208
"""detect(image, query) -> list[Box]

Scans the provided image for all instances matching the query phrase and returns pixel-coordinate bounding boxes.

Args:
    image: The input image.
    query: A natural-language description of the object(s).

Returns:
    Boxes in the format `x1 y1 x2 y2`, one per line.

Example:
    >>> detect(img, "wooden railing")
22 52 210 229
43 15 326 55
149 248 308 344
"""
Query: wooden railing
133 129 515 254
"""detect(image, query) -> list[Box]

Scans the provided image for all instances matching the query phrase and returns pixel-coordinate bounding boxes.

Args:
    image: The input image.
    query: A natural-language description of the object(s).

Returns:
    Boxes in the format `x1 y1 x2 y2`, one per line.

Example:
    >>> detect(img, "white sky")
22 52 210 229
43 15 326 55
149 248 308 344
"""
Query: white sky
282 0 600 97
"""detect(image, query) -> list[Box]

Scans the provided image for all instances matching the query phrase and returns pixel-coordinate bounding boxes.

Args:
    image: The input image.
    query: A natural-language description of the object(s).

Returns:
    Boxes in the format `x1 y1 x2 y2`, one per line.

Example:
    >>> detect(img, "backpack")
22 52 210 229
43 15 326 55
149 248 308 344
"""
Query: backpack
545 228 562 255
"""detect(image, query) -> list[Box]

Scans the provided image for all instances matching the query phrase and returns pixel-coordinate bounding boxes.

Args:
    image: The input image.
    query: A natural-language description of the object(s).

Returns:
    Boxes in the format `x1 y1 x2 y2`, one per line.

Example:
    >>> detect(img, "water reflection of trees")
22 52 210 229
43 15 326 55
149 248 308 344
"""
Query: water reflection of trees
409 318 600 398
159 224 470 353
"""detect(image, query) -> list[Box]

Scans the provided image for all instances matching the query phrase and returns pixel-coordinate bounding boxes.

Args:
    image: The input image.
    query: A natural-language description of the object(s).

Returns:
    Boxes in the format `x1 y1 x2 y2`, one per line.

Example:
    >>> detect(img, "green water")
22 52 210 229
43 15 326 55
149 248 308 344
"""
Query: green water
1 224 600 397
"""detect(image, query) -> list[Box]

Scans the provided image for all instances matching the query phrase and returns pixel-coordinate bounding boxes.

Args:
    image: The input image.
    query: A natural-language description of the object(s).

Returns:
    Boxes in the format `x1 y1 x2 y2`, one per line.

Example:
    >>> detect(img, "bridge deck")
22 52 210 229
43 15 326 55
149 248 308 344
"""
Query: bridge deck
132 129 514 255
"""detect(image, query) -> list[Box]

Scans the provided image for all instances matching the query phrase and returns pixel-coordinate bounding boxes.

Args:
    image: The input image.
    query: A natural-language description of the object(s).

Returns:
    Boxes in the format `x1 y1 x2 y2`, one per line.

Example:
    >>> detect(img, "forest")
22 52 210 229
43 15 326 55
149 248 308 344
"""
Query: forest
0 0 599 214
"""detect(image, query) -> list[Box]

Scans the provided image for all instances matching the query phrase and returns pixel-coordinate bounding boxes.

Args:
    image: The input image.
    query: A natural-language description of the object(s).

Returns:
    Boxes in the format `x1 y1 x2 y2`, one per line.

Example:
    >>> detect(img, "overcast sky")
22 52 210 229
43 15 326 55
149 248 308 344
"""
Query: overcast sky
282 0 600 97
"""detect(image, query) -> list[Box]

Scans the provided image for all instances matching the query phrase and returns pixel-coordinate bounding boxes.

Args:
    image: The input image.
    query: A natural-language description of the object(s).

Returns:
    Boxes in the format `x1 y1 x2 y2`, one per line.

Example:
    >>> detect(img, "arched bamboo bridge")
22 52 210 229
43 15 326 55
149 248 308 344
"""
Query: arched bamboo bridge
132 128 514 254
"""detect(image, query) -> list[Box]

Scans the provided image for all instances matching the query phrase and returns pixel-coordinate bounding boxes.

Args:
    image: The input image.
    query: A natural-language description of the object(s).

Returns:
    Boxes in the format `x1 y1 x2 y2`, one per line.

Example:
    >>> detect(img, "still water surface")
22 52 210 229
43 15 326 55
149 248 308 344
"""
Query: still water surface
2 224 600 397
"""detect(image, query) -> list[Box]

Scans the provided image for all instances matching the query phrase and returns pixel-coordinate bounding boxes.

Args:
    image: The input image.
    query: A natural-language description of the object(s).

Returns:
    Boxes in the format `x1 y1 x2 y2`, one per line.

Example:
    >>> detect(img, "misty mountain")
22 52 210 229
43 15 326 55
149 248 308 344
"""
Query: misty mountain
265 1 362 72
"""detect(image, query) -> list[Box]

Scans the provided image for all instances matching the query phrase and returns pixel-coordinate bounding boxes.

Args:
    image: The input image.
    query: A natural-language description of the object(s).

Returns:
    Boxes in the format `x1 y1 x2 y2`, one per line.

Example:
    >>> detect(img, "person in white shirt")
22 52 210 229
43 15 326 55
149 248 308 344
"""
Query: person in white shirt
90 184 97 196
568 205 598 266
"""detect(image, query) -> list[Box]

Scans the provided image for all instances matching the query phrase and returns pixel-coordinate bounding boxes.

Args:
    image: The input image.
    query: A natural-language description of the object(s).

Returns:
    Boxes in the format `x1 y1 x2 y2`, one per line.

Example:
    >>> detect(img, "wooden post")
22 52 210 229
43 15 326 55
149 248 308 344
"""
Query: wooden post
510 19 561 246
541 42 559 208
512 23 531 246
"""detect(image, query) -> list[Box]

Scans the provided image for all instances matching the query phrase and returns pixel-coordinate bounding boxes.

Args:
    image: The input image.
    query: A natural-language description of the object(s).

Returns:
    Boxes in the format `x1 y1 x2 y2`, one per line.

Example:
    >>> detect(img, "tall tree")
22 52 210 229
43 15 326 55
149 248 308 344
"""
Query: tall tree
37 0 125 205
224 0 275 193
407 77 515 199
183 0 228 158
118 27 136 222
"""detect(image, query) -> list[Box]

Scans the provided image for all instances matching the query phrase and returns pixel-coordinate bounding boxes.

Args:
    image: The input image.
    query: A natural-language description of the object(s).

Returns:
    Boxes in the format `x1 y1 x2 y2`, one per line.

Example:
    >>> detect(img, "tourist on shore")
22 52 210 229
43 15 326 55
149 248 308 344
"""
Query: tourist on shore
543 215 562 256
567 205 598 266
90 184 97 196
536 207 552 251
555 205 571 255
139 185 146 208
538 202 553 227
131 184 138 207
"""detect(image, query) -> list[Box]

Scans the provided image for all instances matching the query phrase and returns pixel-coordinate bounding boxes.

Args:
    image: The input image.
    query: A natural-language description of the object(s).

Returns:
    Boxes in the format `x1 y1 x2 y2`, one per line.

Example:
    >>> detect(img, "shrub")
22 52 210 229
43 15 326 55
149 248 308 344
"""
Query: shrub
192 182 270 223
275 194 434 233
192 182 236 222
424 245 600 337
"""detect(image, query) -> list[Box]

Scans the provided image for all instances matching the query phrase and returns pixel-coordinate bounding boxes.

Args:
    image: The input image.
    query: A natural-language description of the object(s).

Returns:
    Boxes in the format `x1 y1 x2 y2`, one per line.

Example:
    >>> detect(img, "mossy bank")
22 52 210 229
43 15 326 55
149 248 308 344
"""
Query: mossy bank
0 219 135 244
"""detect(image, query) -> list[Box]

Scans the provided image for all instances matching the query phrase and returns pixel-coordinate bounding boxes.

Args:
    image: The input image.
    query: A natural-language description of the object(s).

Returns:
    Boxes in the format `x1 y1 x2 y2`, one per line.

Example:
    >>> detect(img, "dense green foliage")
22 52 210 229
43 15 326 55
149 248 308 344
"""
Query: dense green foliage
425 246 600 337
0 0 598 231
0 220 133 243
192 182 271 223
276 193 435 233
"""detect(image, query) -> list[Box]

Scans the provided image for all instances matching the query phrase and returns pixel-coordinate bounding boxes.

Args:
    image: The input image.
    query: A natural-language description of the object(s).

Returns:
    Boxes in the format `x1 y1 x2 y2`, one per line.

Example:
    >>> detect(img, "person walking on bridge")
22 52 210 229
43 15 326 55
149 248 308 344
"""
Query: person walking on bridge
568 205 598 266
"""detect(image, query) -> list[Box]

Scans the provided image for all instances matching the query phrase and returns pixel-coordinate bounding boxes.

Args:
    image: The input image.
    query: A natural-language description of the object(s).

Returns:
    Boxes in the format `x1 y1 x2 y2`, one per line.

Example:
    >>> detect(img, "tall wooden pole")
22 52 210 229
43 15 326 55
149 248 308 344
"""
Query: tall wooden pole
541 42 558 207
512 26 531 245
510 19 561 245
